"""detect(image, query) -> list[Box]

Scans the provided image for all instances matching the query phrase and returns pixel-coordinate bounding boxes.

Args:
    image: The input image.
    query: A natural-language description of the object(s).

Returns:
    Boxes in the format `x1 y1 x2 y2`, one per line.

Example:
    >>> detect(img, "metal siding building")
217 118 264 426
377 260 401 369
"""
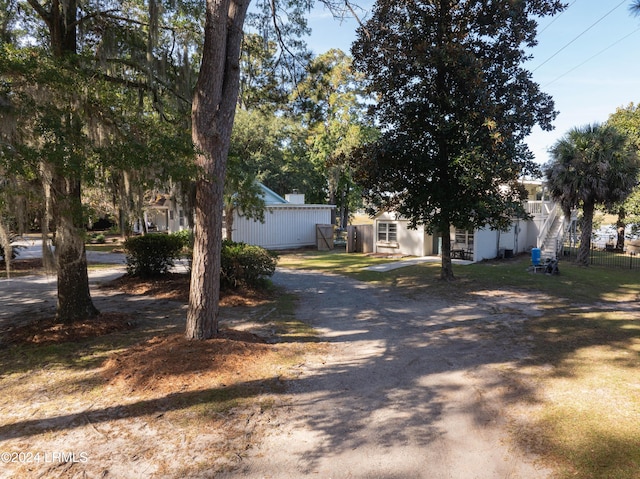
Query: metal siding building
145 184 335 250
232 205 334 250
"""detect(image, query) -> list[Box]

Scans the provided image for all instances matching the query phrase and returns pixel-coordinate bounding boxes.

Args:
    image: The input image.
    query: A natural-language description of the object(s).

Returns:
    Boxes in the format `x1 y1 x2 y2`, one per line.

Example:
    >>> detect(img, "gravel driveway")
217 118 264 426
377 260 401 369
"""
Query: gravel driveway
220 268 550 479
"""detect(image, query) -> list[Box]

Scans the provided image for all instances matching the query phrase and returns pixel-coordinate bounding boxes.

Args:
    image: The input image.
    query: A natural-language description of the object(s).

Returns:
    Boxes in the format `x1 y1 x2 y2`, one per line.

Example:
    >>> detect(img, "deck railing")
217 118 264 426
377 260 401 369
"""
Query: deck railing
524 200 554 216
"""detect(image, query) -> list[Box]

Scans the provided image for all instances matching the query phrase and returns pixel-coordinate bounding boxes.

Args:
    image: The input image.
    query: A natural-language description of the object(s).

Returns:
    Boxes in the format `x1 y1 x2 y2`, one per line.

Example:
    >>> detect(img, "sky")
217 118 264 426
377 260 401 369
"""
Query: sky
304 0 640 165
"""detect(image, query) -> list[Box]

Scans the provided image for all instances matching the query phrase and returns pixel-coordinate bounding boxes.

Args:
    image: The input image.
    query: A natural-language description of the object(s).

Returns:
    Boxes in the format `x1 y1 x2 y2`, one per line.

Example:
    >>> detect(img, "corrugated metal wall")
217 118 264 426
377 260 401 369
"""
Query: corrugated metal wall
232 205 334 250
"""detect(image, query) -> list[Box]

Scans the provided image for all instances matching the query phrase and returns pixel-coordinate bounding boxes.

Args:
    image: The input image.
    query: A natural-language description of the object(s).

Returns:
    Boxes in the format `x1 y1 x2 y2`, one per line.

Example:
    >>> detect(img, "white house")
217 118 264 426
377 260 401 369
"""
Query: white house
143 184 335 250
372 180 571 262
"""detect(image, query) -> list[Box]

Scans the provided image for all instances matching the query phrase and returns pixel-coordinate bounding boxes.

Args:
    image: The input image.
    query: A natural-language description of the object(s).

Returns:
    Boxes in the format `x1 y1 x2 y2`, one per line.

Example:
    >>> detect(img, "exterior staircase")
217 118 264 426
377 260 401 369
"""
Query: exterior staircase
539 214 564 260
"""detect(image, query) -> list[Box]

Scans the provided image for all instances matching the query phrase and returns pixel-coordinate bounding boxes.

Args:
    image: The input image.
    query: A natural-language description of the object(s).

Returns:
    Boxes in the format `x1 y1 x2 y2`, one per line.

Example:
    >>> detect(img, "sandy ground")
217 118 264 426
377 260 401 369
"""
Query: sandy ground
1 250 552 478
219 269 551 479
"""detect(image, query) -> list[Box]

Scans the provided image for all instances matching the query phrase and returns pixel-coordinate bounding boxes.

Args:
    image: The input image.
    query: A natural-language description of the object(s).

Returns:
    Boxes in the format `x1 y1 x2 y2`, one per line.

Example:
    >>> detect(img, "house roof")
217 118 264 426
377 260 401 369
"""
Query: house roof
259 183 288 204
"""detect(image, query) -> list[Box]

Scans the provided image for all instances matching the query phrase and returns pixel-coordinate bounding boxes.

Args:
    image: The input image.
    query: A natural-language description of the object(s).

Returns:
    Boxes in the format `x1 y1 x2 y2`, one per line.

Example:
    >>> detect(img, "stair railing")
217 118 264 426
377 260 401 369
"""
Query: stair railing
537 201 557 249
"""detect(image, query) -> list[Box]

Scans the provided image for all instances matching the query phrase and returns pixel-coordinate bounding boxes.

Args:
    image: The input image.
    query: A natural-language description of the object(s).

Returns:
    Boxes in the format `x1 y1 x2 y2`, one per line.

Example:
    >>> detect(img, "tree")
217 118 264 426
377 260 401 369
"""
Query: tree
224 108 270 241
186 0 359 339
292 49 378 228
606 103 640 247
186 0 252 340
544 123 640 266
1 0 197 321
2 20 102 321
351 0 563 280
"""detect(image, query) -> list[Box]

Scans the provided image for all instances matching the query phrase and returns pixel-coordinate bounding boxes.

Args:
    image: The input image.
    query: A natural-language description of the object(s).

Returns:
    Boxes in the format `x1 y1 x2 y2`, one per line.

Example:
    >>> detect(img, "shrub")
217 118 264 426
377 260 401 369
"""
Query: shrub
220 240 277 288
124 233 186 277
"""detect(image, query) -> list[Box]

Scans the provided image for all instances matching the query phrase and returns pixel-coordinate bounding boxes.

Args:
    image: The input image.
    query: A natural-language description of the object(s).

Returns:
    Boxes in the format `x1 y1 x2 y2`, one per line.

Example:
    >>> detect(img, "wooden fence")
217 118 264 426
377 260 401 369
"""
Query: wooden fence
346 225 374 253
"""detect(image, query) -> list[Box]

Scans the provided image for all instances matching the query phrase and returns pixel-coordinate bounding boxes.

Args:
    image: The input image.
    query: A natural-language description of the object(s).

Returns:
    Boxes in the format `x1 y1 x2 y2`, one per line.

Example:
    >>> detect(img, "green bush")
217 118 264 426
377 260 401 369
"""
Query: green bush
220 240 277 288
124 233 187 277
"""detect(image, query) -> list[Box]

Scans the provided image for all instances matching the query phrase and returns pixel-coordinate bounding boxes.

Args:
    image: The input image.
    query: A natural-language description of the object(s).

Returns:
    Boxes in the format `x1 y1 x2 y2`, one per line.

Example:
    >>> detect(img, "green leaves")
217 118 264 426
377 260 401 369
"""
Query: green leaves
352 0 562 234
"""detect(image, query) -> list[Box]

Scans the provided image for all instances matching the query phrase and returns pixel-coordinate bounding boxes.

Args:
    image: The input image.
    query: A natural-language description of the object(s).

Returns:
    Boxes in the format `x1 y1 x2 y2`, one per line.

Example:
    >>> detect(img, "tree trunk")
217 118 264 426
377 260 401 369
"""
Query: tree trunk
53 175 99 321
577 200 594 266
616 207 626 250
186 0 249 340
342 182 350 229
439 223 455 281
224 204 234 241
44 0 99 321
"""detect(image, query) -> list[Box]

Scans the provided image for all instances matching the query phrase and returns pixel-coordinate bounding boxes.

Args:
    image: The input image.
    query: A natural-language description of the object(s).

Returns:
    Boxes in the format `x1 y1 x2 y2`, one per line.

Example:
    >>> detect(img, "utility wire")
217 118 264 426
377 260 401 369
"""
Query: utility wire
542 26 640 87
537 0 579 35
532 0 627 73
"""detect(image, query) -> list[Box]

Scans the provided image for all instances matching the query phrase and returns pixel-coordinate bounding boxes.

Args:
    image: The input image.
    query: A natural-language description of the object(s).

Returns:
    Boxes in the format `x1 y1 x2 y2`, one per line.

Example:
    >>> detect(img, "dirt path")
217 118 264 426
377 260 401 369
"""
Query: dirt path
1 261 551 478
219 268 550 479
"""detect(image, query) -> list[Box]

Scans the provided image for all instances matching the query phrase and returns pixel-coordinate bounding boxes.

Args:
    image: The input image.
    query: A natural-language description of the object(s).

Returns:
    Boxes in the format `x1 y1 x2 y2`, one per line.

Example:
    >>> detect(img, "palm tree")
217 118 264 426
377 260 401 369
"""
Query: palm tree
632 1 640 15
544 123 640 266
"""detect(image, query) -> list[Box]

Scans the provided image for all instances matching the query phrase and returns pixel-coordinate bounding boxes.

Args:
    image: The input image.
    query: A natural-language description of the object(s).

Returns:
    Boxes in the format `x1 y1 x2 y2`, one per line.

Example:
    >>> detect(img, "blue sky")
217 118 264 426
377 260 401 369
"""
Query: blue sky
305 0 640 165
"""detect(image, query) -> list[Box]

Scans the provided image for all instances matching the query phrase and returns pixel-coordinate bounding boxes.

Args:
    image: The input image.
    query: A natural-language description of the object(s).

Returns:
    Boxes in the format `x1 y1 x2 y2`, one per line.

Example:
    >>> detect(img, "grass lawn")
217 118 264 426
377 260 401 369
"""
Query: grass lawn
279 250 640 479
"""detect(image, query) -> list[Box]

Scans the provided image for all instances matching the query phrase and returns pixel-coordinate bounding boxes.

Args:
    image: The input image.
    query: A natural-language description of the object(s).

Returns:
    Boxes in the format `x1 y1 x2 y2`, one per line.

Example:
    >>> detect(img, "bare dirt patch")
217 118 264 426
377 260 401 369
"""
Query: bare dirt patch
0 269 310 478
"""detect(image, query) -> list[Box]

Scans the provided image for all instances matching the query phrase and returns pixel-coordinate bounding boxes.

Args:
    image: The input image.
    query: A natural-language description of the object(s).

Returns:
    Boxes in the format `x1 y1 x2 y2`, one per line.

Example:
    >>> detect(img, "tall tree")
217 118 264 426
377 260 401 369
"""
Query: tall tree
8 5 101 320
544 123 640 266
606 103 640 247
223 108 271 241
351 0 563 280
186 0 358 339
187 0 252 340
292 49 378 228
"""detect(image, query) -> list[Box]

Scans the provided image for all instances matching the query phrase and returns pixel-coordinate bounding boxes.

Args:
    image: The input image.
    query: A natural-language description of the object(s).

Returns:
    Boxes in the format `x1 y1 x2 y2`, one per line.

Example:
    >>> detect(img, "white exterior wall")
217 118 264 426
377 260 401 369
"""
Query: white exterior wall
395 222 426 256
232 205 333 249
474 227 499 261
516 220 532 253
374 213 430 256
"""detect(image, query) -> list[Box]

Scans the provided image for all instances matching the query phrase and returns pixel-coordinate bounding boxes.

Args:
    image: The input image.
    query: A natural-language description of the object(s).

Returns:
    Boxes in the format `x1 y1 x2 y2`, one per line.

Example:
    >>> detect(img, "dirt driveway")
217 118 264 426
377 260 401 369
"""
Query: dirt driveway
1 262 551 478
220 268 551 479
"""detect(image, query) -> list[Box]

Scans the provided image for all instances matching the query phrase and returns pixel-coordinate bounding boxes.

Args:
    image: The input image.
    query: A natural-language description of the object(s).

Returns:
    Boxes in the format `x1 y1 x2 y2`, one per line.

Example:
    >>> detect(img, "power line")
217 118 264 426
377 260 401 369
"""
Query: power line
542 26 640 87
532 0 628 73
537 0 579 35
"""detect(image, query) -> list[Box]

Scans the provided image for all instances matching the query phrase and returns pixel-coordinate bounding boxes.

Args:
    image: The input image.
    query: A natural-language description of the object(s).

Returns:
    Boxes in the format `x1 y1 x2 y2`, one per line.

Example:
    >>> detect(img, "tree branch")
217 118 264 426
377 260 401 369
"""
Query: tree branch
25 0 51 27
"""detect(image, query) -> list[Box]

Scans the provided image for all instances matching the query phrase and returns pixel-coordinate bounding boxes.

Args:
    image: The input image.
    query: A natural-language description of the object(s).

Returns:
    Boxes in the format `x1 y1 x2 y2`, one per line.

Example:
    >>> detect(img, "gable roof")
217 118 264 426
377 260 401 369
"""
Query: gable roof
259 183 288 204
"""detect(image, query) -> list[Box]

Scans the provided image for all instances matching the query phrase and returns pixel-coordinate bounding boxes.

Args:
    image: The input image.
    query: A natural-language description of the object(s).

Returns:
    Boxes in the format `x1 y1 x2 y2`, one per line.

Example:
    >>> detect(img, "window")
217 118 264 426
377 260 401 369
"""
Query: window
454 229 474 249
378 222 398 243
179 209 185 227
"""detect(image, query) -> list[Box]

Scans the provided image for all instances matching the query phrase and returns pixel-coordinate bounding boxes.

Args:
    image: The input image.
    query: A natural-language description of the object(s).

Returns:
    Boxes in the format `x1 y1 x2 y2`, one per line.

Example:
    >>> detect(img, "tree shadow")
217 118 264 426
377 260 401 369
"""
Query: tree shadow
2 266 638 477
0 379 279 441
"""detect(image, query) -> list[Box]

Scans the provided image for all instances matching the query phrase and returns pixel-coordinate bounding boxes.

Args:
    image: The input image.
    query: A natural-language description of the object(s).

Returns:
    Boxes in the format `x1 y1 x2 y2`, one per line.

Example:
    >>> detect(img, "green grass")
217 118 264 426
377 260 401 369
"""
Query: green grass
280 250 640 304
278 250 398 282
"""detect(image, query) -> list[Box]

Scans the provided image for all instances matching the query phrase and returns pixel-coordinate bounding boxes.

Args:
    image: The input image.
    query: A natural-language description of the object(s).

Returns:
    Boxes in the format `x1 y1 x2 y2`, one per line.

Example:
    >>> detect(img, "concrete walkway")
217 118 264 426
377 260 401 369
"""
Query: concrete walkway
363 256 473 272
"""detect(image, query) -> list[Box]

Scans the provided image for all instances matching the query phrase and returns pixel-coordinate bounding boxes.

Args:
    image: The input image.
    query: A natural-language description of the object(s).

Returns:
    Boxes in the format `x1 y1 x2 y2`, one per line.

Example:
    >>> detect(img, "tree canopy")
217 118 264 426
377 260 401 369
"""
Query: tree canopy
0 0 198 321
292 49 378 228
605 103 640 246
351 0 564 280
544 123 640 266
